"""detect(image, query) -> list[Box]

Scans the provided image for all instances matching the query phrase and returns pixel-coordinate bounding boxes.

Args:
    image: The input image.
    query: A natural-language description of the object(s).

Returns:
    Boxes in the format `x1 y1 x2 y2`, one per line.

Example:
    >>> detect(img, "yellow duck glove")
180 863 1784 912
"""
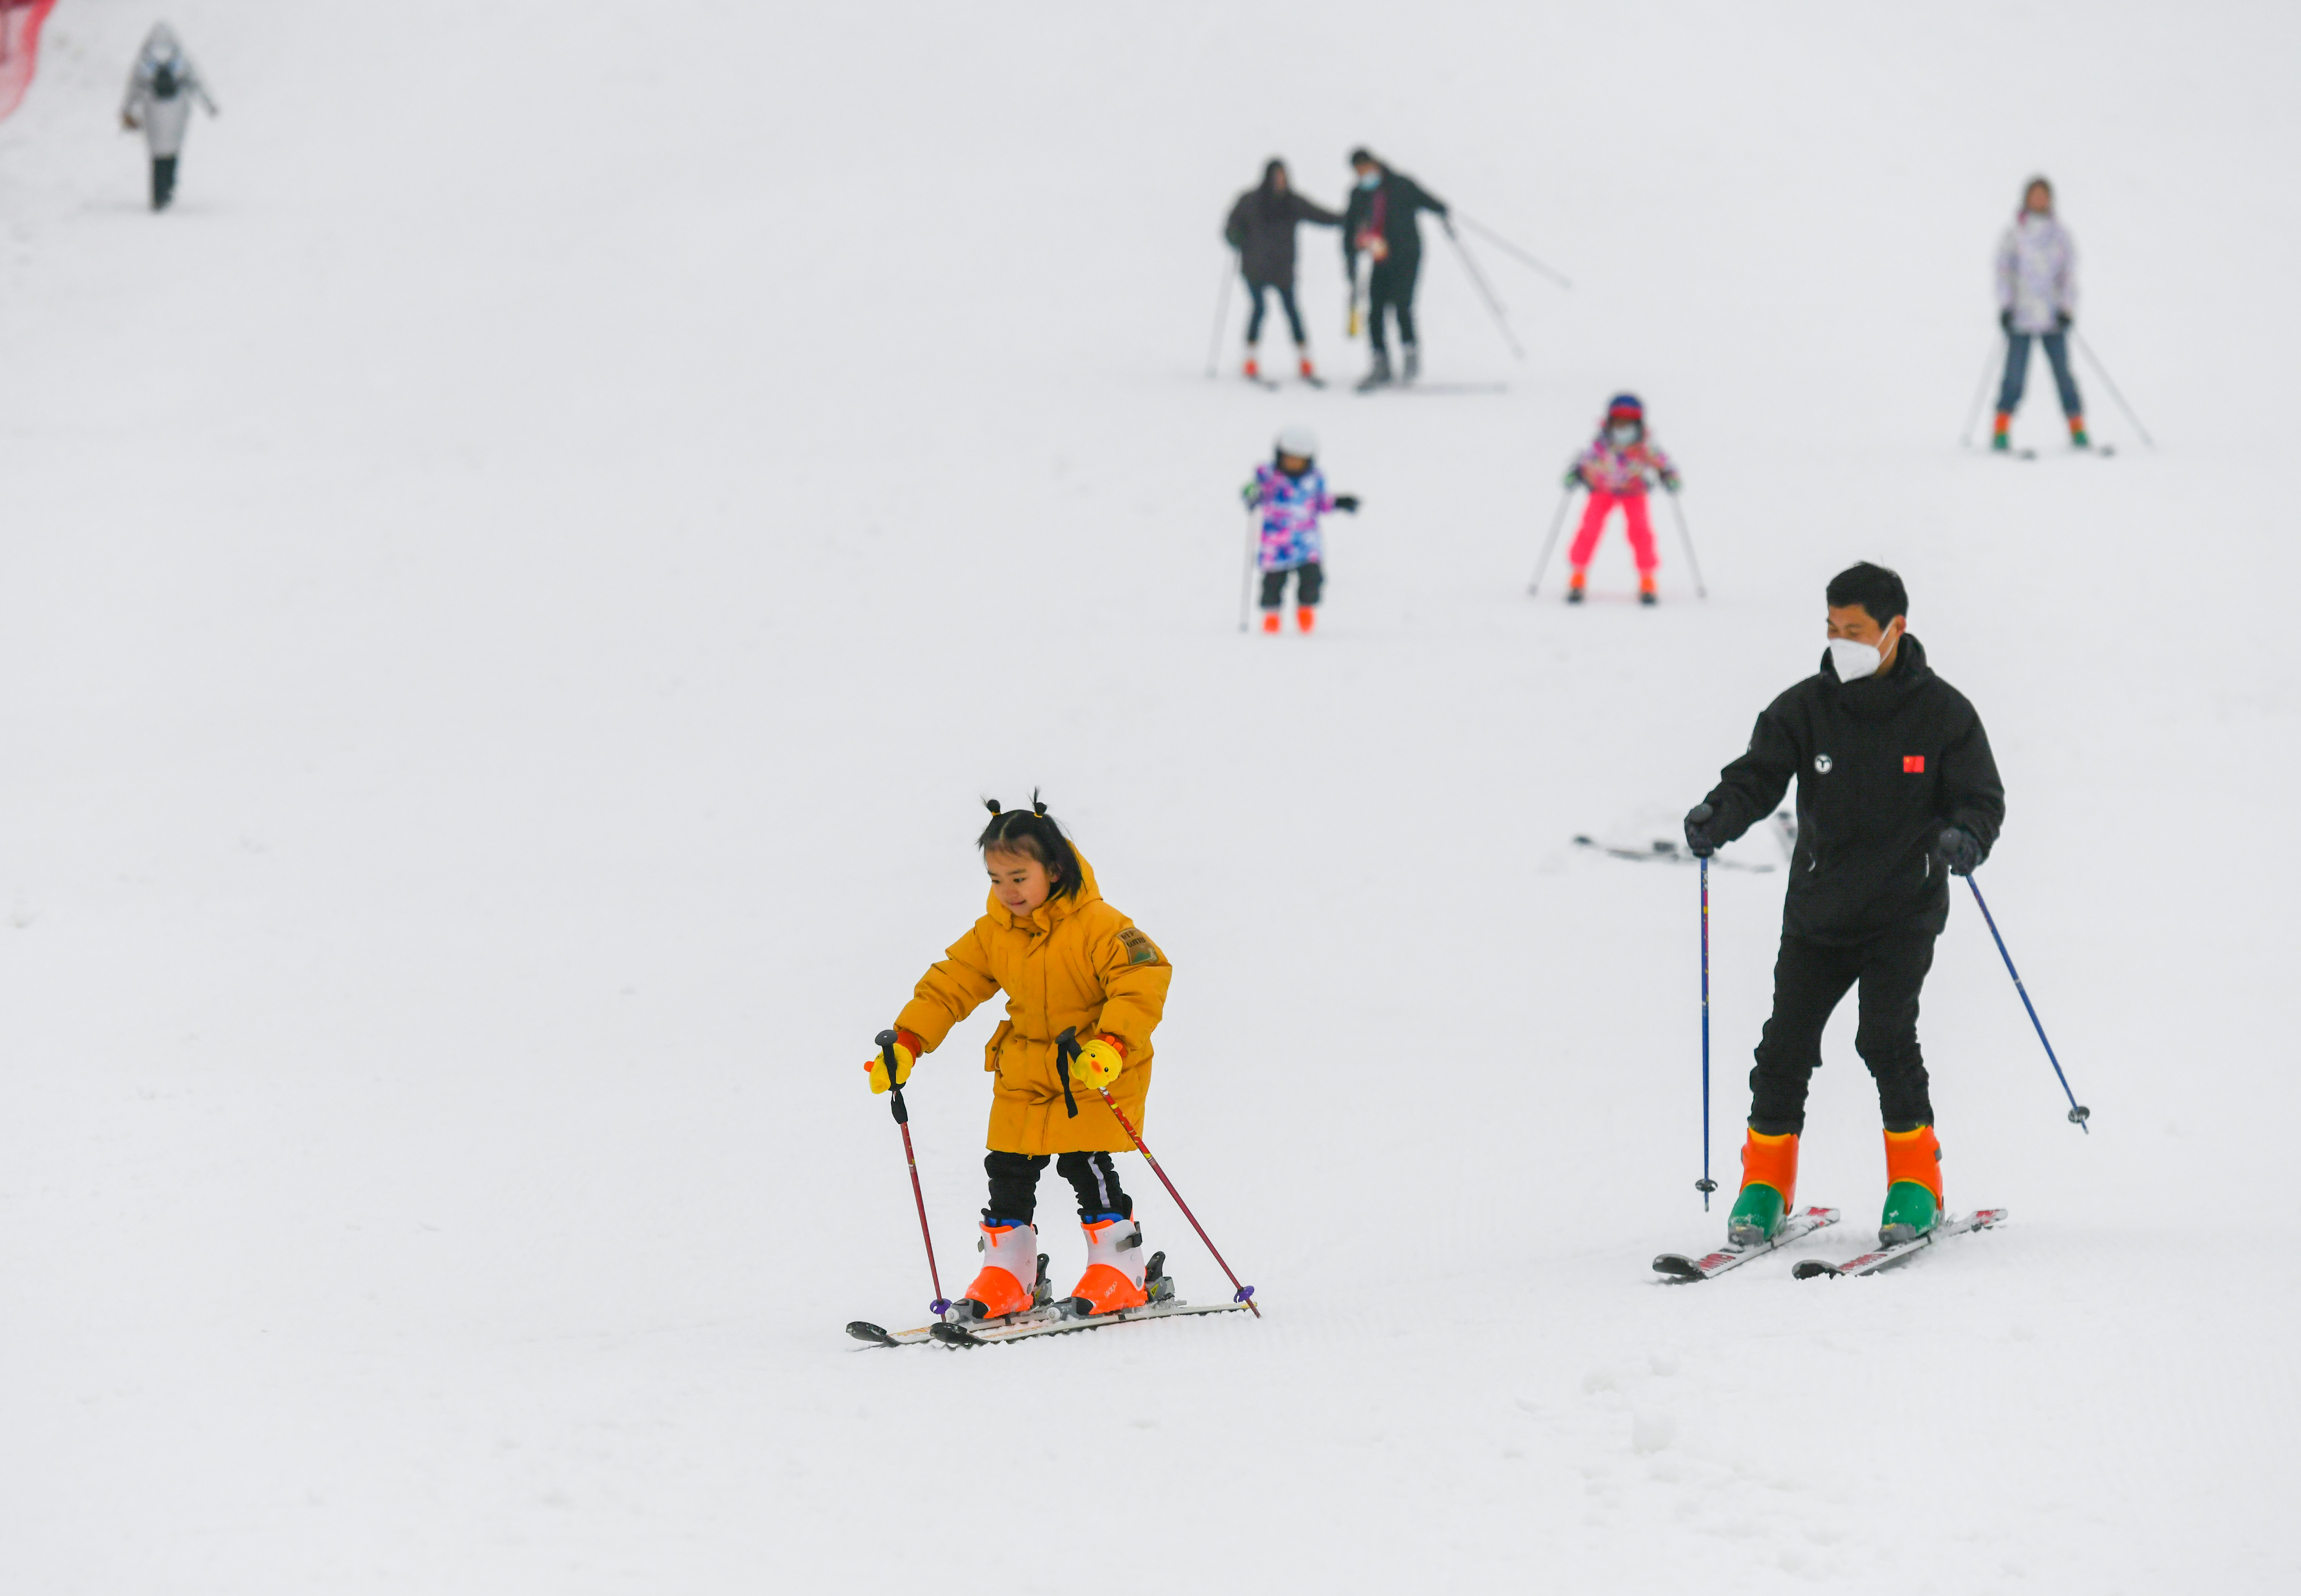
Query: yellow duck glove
1075 1034 1125 1091
865 1030 922 1095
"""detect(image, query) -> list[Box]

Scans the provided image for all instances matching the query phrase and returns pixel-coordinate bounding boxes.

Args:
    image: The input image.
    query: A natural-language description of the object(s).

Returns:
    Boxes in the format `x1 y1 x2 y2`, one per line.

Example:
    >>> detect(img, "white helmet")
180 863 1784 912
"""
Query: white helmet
1275 425 1318 460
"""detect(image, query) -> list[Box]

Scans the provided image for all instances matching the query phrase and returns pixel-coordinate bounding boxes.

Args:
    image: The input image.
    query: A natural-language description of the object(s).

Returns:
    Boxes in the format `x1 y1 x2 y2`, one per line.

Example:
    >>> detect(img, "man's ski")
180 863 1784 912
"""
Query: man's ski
930 1295 1251 1347
1574 835 1775 873
1653 1205 1840 1281
1792 1208 2006 1278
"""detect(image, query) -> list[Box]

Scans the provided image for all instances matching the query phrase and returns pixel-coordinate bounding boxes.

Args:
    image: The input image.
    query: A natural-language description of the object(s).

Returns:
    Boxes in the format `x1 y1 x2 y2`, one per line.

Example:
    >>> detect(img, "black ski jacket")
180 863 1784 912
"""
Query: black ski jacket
1341 171 1447 275
1700 635 2005 945
1225 174 1344 286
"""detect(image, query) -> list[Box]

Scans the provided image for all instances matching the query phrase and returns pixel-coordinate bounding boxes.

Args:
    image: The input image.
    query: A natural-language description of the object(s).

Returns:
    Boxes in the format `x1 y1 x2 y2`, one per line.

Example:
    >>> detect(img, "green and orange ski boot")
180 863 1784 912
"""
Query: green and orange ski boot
1879 1125 1944 1245
2068 415 2091 449
1726 1129 1799 1247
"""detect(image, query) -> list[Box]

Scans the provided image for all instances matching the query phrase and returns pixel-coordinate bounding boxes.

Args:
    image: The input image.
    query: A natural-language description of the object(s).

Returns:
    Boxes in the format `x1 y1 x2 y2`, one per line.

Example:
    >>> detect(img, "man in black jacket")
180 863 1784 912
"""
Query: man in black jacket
1341 149 1447 388
1224 160 1344 383
1683 564 2005 1249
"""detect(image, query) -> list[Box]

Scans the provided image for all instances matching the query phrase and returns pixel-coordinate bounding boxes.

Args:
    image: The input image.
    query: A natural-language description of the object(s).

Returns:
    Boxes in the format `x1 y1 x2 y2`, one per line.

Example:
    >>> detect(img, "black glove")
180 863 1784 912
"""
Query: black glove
1333 494 1361 512
1561 467 1583 490
1934 826 1982 876
1683 802 1720 859
2054 310 2072 332
1661 473 1683 494
1999 308 2013 334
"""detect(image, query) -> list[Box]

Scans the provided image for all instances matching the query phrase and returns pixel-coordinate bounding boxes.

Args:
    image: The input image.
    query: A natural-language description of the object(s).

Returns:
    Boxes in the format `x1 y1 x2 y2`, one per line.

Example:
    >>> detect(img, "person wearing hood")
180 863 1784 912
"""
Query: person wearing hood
1223 159 1344 384
1991 177 2086 451
119 23 218 211
1681 564 2005 1253
1340 148 1447 388
867 801 1174 1325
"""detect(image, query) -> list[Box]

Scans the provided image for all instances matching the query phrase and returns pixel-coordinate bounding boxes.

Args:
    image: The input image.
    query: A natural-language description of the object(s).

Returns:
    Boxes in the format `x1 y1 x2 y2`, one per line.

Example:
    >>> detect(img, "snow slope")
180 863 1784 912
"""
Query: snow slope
3 2 2297 1591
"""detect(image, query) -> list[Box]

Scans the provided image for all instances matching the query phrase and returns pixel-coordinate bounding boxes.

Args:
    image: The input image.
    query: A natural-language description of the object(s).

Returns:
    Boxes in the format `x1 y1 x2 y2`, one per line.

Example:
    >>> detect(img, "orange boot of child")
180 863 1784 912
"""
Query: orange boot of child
1064 1216 1150 1317
1880 1125 1944 1244
1726 1129 1800 1246
1296 605 1316 634
1638 573 1658 606
948 1221 1043 1322
1260 611 1281 634
1567 568 1589 605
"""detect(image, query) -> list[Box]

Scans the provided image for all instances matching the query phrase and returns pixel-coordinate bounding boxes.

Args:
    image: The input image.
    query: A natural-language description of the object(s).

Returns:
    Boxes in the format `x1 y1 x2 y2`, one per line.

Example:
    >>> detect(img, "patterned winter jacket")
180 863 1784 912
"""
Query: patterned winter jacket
1249 462 1335 570
1995 213 2076 336
1571 437 1677 497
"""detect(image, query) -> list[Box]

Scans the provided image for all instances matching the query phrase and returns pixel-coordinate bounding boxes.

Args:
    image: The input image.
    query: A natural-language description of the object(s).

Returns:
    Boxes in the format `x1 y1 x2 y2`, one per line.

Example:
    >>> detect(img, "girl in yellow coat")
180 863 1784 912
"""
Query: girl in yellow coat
866 799 1172 1322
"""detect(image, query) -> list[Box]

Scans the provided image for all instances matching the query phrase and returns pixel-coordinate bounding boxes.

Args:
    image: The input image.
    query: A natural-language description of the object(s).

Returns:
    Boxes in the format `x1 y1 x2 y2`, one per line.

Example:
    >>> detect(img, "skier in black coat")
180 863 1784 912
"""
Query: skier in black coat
1341 149 1447 387
1682 563 2005 1251
1224 160 1343 383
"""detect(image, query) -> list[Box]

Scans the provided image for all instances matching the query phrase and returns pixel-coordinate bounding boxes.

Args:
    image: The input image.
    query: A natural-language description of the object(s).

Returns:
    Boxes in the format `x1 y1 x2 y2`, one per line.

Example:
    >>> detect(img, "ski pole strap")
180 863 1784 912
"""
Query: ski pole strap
1055 1028 1080 1119
876 1030 909 1126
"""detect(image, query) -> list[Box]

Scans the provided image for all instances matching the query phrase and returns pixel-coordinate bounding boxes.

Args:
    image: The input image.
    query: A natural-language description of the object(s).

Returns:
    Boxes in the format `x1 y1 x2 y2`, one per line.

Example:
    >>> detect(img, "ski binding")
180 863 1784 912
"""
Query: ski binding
1793 1208 2006 1278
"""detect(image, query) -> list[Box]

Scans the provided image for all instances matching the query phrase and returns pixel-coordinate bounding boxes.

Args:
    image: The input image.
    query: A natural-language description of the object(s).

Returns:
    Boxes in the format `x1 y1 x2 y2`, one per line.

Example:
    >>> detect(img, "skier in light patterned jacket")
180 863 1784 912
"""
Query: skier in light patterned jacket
1990 177 2086 451
119 23 218 213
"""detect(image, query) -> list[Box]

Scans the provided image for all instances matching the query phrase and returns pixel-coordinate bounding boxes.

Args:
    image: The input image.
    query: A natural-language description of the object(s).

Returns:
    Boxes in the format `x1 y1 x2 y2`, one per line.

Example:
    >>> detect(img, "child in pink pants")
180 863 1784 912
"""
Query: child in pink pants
1563 393 1681 606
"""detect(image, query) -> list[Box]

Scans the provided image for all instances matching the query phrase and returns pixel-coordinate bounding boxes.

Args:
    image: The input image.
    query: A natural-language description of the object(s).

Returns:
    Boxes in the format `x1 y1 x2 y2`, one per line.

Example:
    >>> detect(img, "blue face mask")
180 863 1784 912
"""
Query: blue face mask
1357 171 1381 190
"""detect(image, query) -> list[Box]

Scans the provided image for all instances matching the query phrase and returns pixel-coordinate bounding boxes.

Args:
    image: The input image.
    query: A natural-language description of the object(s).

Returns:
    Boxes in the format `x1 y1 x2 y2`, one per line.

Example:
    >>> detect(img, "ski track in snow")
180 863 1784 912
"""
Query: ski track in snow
1 2 2297 1592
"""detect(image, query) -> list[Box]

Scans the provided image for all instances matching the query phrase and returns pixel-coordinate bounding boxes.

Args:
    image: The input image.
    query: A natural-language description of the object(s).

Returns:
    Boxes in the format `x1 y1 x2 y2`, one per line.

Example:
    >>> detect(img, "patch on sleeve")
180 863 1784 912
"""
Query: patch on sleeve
1116 927 1163 967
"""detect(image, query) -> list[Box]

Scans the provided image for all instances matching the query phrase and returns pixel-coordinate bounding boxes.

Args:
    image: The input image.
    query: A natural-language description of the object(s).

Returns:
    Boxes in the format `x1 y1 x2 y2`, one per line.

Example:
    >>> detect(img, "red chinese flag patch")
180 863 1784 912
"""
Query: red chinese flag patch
1903 755 1926 773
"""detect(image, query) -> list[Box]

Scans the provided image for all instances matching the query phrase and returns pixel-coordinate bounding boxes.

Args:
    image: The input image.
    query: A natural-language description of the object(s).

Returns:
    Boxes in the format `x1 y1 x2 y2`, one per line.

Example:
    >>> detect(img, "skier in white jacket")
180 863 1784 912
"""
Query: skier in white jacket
1990 177 2086 451
119 23 217 212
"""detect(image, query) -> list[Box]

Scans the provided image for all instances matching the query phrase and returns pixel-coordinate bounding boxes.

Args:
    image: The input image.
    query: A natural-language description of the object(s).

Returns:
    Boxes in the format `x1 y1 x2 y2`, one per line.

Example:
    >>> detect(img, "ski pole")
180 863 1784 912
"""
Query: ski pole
875 1030 951 1313
1958 337 2002 448
1665 491 1709 600
1961 880 2090 1131
1455 213 1572 290
1697 856 1718 1209
1441 219 1525 361
1527 483 1576 596
1346 253 1363 339
1059 1030 1260 1317
1236 502 1262 632
2072 331 2155 449
1203 254 1235 379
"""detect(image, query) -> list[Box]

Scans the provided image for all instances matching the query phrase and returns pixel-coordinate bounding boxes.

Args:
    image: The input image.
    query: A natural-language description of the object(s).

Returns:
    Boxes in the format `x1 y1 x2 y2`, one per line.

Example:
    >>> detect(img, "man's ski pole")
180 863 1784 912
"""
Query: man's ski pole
1958 337 2002 448
1346 254 1363 339
1441 219 1525 361
875 1030 951 1313
1203 254 1235 379
1455 213 1572 290
1697 857 1719 1209
1059 1030 1259 1317
1236 503 1261 632
1961 880 2090 1131
1527 484 1576 596
2072 332 2155 449
1665 492 1709 600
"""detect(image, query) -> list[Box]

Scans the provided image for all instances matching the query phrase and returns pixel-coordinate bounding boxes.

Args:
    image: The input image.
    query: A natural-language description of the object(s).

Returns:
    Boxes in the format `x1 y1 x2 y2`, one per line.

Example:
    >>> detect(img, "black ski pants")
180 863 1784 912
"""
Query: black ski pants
1245 278 1306 345
984 1150 1132 1227
1367 256 1421 354
1259 560 1324 610
1749 922 1938 1136
151 156 178 211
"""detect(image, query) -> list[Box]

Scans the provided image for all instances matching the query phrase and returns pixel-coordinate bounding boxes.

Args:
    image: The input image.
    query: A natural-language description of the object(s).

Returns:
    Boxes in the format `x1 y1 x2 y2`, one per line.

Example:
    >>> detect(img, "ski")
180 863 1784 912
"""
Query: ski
1573 835 1774 873
1792 1208 2007 1278
1653 1205 1840 1281
846 1251 1058 1347
929 1296 1251 1348
1361 382 1509 396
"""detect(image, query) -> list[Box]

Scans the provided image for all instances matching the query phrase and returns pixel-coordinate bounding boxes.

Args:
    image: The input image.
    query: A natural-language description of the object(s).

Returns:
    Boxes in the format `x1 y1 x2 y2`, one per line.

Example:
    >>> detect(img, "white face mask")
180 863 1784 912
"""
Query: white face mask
1607 422 1639 446
1828 623 1898 682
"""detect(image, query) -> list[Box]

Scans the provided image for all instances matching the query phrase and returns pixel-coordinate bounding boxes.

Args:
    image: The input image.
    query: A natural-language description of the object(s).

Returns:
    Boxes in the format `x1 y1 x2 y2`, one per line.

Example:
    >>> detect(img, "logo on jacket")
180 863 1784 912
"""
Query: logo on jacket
1813 754 1833 774
1903 755 1926 773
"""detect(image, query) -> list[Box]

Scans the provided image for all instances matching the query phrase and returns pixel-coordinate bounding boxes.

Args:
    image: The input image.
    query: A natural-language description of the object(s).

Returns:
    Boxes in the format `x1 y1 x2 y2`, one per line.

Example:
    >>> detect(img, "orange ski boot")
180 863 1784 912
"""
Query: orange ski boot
1567 568 1589 605
1726 1129 1800 1246
1296 605 1316 634
947 1220 1046 1323
1261 611 1281 634
1880 1125 1944 1244
1242 348 1261 381
1639 573 1659 607
1063 1216 1150 1318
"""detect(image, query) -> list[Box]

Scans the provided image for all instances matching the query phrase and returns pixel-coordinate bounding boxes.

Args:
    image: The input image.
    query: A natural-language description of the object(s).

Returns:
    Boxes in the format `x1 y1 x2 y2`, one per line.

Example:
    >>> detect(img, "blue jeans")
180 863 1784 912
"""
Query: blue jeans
1998 331 2083 417
1244 279 1306 345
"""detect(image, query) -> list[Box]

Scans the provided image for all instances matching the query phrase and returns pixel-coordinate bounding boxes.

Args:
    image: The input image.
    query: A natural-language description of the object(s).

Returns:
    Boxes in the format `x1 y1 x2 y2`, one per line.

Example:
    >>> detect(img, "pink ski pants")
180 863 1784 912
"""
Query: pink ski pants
1568 490 1659 574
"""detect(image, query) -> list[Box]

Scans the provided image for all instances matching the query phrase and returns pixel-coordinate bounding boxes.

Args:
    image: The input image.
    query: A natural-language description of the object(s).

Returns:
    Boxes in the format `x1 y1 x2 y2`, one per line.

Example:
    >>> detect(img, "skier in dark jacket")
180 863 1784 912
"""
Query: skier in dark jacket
1224 160 1343 384
1341 149 1447 388
1682 563 2005 1252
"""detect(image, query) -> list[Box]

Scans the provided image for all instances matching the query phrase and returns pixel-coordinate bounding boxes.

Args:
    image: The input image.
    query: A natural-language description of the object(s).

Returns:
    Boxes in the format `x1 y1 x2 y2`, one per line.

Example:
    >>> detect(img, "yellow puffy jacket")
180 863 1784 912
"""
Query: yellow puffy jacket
895 851 1171 1156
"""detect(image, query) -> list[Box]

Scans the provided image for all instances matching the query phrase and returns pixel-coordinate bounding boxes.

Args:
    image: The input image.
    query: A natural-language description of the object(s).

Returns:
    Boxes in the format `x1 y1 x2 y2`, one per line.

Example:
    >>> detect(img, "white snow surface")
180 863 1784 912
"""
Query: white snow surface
3 3 2297 1591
